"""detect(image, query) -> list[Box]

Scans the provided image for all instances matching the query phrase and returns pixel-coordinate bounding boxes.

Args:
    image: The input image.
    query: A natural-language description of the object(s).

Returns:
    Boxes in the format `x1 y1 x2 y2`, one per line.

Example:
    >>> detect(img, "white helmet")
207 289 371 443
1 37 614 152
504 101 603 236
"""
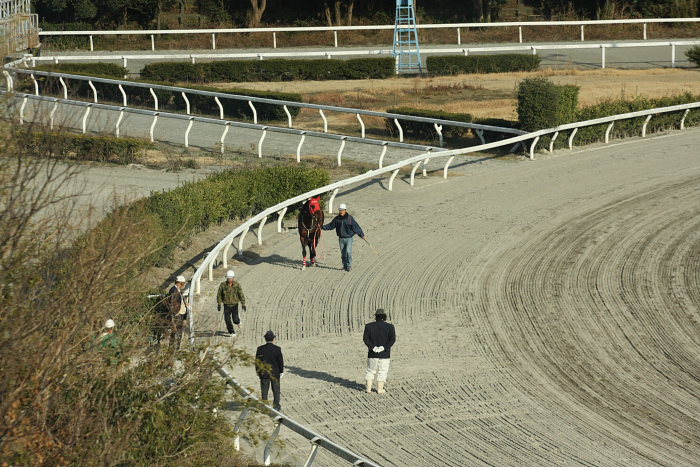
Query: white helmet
104 319 115 329
226 270 235 278
175 275 186 283
338 203 347 211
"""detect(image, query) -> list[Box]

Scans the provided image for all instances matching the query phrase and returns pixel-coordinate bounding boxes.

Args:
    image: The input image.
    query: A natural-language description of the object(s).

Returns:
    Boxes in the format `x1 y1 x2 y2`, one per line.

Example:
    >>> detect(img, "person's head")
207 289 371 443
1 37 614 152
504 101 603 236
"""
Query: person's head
338 203 347 216
175 275 186 289
104 319 115 332
375 308 387 321
264 330 276 342
226 270 235 283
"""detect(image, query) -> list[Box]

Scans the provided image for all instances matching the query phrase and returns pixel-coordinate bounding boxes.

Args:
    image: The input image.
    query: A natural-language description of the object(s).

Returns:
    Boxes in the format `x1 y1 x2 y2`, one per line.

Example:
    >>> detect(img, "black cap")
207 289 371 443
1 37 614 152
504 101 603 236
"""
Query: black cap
264 330 276 341
375 308 387 316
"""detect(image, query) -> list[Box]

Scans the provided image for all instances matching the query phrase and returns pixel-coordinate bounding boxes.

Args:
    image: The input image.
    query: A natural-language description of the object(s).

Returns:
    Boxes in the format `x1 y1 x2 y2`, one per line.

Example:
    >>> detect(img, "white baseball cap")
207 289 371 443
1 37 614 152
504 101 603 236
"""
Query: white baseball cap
175 275 186 283
104 319 115 329
226 270 235 278
339 203 347 210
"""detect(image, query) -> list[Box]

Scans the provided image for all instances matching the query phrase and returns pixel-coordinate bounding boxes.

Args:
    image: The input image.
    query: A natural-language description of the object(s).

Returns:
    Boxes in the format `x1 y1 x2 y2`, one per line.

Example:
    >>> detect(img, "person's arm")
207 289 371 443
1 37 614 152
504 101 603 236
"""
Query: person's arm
363 324 373 349
216 283 223 305
237 283 246 308
322 217 337 231
353 218 365 238
278 348 284 376
386 324 396 350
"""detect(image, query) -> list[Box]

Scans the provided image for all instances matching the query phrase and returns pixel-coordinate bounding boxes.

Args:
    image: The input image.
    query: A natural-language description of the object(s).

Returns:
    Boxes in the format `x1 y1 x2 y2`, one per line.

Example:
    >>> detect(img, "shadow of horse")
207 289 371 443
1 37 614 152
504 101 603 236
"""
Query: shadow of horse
286 365 363 391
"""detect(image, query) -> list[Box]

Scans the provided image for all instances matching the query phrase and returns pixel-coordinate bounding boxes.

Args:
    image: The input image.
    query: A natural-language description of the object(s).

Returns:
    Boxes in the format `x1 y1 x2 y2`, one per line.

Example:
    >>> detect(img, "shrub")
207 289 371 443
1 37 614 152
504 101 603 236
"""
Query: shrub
140 57 395 83
34 63 128 79
27 132 152 164
137 166 331 264
574 93 700 145
385 107 473 141
686 45 700 67
426 54 540 76
517 77 579 132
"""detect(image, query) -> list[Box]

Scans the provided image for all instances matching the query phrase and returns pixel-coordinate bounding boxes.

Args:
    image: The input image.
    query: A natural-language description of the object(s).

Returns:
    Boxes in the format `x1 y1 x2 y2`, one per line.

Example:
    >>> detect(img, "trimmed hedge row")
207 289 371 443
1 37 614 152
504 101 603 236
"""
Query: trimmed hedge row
686 46 700 67
385 107 473 140
517 77 579 133
24 67 302 121
134 166 331 265
34 63 128 78
140 57 396 83
27 132 152 164
426 54 541 76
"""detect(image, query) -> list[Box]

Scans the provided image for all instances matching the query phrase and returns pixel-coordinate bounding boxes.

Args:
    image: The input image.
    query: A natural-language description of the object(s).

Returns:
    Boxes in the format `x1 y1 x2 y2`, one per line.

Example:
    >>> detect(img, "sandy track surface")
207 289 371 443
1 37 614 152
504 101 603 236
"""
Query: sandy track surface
190 129 700 466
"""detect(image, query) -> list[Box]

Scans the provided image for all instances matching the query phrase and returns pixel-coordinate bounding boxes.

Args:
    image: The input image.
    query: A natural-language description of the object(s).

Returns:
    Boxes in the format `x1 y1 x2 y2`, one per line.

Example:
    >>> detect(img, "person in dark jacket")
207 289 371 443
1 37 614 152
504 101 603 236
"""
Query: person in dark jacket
321 202 365 272
363 308 396 394
167 275 189 351
217 269 246 337
255 330 284 410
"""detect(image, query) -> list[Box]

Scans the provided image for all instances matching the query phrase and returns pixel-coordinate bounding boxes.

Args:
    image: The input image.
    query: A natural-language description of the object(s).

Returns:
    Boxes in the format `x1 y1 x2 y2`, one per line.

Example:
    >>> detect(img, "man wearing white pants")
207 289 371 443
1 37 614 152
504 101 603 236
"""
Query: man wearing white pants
363 308 396 394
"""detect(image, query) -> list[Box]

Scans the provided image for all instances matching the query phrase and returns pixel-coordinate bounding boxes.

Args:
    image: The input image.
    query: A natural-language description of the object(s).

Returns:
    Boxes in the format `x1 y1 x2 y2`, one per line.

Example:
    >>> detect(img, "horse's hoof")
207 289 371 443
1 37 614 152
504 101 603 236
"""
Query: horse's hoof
302 265 306 270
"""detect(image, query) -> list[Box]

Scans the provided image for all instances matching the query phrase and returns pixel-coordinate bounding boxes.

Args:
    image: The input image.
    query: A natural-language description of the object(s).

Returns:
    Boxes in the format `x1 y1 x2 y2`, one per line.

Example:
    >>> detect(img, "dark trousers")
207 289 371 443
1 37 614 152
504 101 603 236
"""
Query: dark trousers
260 378 281 410
223 303 240 334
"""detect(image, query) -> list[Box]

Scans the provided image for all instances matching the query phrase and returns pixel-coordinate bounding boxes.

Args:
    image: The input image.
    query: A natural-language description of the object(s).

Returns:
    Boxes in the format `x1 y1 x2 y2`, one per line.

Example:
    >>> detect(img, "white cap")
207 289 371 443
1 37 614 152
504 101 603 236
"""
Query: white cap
226 270 235 278
338 203 347 210
175 275 186 283
104 319 115 329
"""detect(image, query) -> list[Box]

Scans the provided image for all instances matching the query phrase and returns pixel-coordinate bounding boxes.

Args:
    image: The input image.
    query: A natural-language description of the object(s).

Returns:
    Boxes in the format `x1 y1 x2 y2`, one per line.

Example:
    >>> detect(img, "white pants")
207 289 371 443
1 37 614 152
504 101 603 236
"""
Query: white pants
366 358 391 382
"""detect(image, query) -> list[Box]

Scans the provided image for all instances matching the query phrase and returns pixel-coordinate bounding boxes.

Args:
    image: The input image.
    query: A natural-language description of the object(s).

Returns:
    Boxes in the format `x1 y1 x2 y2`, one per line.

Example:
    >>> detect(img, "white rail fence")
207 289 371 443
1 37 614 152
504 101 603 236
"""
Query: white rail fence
4 63 526 148
37 18 700 52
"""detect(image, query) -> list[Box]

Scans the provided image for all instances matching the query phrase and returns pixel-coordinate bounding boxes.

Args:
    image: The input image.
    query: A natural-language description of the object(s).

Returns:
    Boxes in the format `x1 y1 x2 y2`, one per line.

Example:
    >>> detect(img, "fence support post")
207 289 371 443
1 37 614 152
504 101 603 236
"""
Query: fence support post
30 73 38 95
333 30 338 47
89 34 94 51
642 115 652 137
529 136 540 159
337 137 347 167
248 101 258 124
643 23 647 40
182 92 190 114
233 408 250 452
238 227 249 256
222 237 234 268
19 96 27 124
475 129 485 145
549 131 559 152
214 96 224 119
208 255 214 281
50 100 58 130
258 127 267 158
456 27 461 44
277 207 287 232
185 117 194 147
443 155 455 179
394 118 404 142
273 32 277 48
601 45 606 69
212 33 216 50
263 419 282 466
605 122 614 143
319 109 328 132
257 217 267 245
378 142 388 168
388 169 400 191
328 188 339 213
303 437 322 467
149 113 158 142
59 76 67 99
580 24 585 41
81 105 91 134
150 87 159 110
296 132 306 162
671 43 676 68
568 128 578 150
219 122 230 154
518 26 523 43
116 108 125 137
410 161 421 186
680 109 689 130
2 70 13 92
151 34 155 50
434 123 443 147
119 84 127 106
356 113 365 138
284 105 292 128
88 80 97 103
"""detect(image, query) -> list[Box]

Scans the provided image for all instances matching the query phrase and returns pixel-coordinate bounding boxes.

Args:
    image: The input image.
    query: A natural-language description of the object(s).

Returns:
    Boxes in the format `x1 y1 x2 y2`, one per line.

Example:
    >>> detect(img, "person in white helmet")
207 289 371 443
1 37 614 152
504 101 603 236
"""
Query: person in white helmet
94 319 124 365
166 275 189 351
217 270 246 337
322 202 365 272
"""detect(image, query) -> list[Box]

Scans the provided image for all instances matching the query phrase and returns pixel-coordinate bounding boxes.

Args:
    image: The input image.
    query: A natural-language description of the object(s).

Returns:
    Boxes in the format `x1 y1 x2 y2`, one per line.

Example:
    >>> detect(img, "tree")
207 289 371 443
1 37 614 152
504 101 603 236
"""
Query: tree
247 0 268 27
324 0 354 26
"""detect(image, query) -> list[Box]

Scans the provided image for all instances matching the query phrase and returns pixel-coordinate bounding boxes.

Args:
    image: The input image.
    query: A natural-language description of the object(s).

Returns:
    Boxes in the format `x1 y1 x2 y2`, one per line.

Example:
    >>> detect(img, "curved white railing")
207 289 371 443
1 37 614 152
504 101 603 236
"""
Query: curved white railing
37 18 700 51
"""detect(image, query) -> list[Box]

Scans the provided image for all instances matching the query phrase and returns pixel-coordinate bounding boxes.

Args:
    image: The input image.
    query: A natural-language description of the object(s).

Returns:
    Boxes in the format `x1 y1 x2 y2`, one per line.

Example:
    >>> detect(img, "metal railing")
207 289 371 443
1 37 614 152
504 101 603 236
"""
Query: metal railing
4 61 526 146
22 39 700 72
37 17 700 52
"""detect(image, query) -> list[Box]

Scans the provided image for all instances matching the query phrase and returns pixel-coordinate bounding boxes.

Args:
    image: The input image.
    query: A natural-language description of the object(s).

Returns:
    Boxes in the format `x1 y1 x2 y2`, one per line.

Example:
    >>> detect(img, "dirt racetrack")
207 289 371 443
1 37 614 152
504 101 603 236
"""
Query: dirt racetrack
192 129 700 466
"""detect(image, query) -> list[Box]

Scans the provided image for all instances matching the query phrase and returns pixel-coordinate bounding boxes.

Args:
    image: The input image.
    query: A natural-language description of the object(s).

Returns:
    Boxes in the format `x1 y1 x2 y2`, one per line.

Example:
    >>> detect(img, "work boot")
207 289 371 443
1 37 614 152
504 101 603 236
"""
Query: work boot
365 379 374 393
377 381 386 394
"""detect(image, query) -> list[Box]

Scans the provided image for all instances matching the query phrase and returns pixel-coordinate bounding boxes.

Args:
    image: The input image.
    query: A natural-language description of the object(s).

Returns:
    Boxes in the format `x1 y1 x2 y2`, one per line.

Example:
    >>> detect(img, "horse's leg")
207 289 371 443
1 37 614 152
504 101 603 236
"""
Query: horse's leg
301 236 307 269
310 231 317 266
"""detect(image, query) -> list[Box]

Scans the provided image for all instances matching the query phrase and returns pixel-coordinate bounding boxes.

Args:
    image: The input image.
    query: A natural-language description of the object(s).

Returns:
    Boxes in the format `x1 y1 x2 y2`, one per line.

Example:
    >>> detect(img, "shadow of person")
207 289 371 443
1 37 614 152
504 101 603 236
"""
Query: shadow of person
286 365 363 391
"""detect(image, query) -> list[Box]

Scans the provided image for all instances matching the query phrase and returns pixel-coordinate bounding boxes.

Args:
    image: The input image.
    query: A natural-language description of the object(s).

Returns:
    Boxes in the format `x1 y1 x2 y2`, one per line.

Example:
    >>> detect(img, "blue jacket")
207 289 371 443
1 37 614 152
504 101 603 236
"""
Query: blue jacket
322 213 365 238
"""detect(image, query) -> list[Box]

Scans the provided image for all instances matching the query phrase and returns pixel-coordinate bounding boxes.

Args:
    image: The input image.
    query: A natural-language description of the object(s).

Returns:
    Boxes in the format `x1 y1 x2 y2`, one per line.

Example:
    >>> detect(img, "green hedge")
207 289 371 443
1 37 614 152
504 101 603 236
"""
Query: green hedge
574 93 700 145
426 54 540 76
517 77 579 132
385 107 473 141
27 132 152 164
23 67 302 122
135 166 331 265
686 46 700 67
140 57 395 83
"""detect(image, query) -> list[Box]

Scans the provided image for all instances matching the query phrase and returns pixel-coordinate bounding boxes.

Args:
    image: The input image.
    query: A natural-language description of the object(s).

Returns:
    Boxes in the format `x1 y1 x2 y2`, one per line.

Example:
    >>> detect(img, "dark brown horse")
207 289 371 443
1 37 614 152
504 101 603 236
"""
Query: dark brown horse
298 196 324 269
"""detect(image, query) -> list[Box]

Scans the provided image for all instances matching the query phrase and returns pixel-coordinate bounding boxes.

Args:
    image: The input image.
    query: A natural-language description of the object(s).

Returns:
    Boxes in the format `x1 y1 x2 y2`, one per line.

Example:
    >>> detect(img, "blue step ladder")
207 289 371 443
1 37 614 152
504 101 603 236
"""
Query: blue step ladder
393 0 423 75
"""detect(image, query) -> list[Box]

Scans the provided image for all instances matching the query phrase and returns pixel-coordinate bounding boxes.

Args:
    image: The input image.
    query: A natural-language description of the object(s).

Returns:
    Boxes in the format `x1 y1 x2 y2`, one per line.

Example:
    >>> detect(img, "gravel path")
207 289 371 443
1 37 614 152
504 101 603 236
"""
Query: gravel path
190 129 700 466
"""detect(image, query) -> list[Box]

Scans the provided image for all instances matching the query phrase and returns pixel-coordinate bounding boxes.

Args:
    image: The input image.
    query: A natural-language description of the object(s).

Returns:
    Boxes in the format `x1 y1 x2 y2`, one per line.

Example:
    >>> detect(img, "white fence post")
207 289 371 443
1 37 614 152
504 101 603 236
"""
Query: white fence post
568 128 578 150
263 420 282 466
671 43 676 68
443 155 455 179
605 122 614 143
81 105 91 134
273 31 277 48
328 188 339 213
222 237 234 268
118 84 127 106
580 24 585 41
149 113 158 142
518 26 523 43
212 33 216 50
296 132 306 162
394 118 403 142
319 109 328 132
303 437 321 467
388 168 400 191
277 207 287 232
89 34 94 51
30 73 38 95
642 115 652 137
214 96 224 119
114 108 124 137
258 127 267 158
357 113 365 138
378 142 388 169
284 105 292 128
88 80 97 103
337 137 347 166
151 34 155 50
548 131 559 152
182 91 190 114
601 45 606 69
643 23 647 40
529 136 540 159
19 96 26 124
248 100 258 124
150 87 159 110
475 129 485 145
49 100 58 130
185 117 194 147
434 123 443 147
410 161 421 186
233 408 250 452
333 30 338 47
457 27 461 44
219 122 230 154
257 216 267 245
238 227 249 256
680 109 689 130
59 76 67 99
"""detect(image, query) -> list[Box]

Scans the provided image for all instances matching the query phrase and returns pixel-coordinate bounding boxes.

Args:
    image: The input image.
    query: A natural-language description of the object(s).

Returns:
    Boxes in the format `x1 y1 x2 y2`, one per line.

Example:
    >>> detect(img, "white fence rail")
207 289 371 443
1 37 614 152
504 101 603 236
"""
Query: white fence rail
23 39 700 71
37 18 700 51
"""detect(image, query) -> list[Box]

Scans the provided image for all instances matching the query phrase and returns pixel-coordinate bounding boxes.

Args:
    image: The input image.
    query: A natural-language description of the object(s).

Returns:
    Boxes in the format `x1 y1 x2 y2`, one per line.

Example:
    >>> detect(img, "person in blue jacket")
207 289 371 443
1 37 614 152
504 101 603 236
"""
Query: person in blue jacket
322 202 365 272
